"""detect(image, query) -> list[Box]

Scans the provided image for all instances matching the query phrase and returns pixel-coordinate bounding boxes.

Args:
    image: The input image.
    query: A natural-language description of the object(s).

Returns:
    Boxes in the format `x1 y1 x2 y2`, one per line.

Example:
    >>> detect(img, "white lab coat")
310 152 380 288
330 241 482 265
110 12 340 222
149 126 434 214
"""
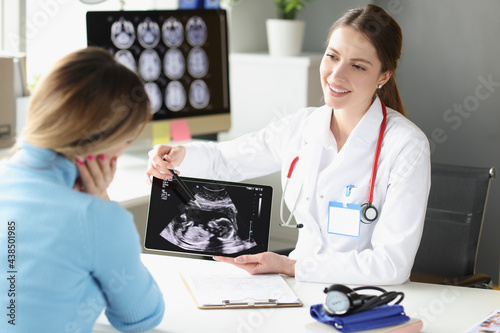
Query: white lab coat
179 97 431 285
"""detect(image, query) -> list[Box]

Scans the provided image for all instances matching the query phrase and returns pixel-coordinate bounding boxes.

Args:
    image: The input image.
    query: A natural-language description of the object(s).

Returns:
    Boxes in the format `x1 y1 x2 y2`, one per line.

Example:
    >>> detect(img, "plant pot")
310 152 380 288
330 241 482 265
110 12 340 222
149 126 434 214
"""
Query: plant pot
266 19 306 57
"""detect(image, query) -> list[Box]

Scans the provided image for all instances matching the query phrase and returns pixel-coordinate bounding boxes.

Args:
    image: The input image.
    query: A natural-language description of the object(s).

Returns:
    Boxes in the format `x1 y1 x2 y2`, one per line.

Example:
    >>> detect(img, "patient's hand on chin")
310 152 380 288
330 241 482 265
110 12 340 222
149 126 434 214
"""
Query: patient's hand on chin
213 252 296 277
74 154 117 200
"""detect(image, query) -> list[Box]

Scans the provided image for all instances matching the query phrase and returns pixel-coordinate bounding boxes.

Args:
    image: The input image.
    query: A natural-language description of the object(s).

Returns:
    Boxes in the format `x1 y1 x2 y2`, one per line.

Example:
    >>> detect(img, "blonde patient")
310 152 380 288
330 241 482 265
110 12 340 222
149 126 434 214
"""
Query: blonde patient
0 47 164 332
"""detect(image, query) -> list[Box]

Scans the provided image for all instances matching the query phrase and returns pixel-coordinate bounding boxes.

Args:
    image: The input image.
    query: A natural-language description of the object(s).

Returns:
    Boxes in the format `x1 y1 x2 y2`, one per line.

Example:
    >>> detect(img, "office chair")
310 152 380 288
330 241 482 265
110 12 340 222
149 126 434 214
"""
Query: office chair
410 163 496 288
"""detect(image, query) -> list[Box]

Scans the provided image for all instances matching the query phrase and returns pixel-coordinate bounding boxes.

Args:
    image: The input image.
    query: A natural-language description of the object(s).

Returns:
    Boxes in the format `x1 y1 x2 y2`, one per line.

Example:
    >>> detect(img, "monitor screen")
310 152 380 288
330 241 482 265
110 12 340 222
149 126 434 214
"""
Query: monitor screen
86 9 230 136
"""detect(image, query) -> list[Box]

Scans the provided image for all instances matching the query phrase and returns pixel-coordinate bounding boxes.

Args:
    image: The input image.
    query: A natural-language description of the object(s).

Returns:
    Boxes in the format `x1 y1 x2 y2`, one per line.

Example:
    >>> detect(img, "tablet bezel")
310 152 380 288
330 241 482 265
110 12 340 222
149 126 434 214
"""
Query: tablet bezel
144 176 273 258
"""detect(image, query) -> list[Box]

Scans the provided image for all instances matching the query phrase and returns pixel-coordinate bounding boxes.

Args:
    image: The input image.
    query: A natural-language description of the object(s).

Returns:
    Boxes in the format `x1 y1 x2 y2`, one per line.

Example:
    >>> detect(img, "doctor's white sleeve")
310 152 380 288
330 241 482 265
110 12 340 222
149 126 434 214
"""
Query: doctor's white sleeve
293 136 431 285
177 113 299 181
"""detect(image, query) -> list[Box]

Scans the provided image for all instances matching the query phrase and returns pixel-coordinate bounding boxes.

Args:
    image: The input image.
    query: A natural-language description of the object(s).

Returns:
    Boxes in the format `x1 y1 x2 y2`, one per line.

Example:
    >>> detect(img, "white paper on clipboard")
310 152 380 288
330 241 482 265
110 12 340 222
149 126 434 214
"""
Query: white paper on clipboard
180 269 302 309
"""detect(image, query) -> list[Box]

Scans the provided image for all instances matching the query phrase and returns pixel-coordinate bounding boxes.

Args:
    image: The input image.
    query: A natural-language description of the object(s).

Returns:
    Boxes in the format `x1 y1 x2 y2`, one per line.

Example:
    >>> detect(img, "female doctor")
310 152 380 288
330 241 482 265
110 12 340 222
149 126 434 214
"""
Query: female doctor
145 4 431 285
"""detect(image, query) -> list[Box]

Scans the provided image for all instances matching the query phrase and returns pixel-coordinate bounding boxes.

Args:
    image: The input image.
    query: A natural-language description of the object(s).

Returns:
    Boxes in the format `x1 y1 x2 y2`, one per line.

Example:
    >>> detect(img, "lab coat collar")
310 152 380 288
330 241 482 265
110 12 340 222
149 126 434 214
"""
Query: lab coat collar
302 96 385 150
348 96 385 149
302 104 336 148
13 141 78 188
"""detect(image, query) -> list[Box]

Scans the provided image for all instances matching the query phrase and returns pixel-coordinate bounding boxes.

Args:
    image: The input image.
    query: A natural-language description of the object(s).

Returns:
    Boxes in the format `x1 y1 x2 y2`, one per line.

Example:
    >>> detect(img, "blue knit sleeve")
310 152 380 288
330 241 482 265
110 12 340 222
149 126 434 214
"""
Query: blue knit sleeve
87 199 164 332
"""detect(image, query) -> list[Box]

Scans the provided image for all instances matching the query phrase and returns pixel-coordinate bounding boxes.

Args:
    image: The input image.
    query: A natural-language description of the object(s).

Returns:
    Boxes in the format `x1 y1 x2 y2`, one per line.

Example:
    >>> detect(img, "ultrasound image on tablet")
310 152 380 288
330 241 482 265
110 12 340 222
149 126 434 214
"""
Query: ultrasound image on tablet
145 177 272 257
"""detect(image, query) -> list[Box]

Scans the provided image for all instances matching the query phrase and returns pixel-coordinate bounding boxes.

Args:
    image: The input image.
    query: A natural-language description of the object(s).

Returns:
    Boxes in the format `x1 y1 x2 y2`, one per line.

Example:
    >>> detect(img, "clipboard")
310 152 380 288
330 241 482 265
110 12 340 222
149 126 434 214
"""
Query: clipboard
180 271 303 309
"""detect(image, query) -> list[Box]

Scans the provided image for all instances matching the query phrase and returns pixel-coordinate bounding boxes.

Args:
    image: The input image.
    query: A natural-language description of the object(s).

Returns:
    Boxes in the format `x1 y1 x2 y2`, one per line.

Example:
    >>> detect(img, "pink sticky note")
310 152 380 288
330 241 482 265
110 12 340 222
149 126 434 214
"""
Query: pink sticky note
170 119 192 142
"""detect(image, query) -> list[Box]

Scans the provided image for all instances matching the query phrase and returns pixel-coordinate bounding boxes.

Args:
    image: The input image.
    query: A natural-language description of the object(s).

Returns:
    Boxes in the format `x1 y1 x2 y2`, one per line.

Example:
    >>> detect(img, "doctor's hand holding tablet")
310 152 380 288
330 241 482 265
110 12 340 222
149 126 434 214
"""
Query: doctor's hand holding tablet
145 4 431 285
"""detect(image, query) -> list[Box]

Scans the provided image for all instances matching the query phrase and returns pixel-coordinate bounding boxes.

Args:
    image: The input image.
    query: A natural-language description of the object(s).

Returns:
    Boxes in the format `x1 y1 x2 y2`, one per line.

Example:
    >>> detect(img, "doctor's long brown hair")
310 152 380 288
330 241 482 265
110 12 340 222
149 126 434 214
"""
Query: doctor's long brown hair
327 4 406 116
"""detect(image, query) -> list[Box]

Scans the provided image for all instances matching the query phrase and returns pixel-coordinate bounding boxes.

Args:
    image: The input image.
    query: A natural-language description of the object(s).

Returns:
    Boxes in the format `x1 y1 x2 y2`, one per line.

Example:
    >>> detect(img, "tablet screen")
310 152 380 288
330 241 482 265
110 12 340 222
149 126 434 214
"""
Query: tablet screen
145 176 272 257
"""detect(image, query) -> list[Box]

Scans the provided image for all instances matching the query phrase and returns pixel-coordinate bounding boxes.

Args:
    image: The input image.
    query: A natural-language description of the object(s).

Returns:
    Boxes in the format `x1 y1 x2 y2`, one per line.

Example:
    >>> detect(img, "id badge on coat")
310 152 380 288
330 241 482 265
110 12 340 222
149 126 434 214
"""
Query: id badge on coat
327 201 361 237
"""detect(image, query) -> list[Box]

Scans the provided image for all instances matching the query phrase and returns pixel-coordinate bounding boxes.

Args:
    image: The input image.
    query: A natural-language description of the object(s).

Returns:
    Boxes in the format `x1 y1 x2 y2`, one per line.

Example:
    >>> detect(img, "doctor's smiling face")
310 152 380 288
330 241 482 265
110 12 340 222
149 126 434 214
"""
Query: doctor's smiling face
320 26 391 116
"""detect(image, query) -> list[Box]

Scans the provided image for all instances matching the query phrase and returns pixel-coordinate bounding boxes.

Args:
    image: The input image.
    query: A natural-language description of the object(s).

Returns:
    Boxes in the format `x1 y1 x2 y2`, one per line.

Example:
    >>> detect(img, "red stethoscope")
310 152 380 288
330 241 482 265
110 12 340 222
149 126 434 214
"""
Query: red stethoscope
280 100 388 229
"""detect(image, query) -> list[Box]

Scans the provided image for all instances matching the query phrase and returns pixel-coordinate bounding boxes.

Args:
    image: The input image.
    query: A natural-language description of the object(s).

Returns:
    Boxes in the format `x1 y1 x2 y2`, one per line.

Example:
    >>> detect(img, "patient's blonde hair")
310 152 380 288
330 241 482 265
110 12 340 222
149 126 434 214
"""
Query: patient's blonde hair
22 46 150 157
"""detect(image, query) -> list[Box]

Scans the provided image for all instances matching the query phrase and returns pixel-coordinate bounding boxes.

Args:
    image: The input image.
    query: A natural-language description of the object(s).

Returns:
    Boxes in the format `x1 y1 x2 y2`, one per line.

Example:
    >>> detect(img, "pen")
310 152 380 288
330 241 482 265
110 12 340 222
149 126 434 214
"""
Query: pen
160 154 201 208
168 168 202 208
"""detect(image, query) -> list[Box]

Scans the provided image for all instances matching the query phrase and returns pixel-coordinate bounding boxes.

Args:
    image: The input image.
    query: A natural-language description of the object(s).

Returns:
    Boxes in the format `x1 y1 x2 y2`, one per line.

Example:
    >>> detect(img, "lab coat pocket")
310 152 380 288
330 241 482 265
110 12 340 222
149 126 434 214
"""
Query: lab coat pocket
342 184 369 205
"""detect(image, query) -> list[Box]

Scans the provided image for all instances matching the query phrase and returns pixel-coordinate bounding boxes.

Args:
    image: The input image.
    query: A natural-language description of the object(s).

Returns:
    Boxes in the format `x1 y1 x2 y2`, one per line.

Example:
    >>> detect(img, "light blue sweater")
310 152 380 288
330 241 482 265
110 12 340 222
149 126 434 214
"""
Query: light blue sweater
0 142 164 332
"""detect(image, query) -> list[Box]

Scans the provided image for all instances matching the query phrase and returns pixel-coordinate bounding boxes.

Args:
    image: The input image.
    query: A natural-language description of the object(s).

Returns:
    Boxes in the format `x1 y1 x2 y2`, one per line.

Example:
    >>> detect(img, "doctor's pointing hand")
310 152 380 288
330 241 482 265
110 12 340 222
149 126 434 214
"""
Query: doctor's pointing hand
145 4 430 285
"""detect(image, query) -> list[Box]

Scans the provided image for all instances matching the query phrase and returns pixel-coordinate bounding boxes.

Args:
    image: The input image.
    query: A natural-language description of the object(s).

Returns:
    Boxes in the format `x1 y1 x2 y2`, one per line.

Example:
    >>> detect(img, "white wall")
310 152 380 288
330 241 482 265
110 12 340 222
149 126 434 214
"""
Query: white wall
299 0 372 52
224 0 274 53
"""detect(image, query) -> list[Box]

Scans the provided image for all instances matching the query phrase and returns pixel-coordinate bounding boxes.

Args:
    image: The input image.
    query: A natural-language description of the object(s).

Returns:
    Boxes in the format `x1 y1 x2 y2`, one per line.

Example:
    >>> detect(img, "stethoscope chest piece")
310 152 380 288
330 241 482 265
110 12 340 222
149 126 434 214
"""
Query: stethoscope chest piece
360 203 378 224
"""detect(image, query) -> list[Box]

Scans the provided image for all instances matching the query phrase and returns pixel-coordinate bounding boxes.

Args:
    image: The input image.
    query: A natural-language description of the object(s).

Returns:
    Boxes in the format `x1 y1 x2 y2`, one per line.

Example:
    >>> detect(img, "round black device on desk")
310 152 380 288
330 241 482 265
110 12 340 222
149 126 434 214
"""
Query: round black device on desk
322 284 404 316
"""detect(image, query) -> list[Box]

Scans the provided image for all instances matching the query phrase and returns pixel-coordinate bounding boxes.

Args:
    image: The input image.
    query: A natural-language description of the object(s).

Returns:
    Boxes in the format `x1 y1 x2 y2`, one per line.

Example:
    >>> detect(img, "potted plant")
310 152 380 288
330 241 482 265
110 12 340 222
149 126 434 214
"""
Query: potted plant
274 0 314 20
267 0 314 56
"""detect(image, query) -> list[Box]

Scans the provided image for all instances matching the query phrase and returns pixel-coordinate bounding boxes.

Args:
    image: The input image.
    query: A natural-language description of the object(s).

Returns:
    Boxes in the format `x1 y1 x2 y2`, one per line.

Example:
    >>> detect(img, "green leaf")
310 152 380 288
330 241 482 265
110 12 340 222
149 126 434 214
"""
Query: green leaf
274 0 314 20
284 0 300 14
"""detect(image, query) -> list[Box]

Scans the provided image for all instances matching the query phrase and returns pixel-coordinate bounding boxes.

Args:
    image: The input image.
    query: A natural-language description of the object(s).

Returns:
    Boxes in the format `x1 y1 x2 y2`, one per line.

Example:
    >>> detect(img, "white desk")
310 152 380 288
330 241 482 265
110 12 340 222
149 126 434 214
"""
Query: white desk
93 253 500 333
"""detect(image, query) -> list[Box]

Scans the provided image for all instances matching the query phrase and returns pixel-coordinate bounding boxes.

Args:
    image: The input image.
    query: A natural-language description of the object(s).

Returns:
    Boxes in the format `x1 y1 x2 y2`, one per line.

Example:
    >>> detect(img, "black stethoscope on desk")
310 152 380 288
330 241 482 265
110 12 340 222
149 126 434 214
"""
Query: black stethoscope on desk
280 100 388 229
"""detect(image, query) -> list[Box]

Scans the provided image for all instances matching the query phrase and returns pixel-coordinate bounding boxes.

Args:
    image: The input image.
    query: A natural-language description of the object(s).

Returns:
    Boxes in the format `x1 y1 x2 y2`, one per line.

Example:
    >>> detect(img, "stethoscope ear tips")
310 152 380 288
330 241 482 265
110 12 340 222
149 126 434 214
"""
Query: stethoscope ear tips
360 203 378 224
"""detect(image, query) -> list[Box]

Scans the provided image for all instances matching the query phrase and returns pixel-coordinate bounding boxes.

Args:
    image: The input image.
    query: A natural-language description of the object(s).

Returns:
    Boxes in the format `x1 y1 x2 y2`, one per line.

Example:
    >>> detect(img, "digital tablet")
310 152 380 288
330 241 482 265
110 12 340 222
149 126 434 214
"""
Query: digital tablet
145 176 273 257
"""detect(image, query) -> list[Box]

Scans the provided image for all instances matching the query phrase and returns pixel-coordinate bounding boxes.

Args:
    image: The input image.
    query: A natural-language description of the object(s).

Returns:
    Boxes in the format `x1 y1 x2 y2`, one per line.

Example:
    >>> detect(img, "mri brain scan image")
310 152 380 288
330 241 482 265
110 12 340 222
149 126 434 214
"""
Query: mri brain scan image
145 82 163 114
162 17 184 47
139 49 162 81
165 81 187 111
159 184 257 254
137 17 160 48
114 50 136 72
187 47 209 78
186 16 207 46
111 17 136 49
164 48 185 80
189 80 210 109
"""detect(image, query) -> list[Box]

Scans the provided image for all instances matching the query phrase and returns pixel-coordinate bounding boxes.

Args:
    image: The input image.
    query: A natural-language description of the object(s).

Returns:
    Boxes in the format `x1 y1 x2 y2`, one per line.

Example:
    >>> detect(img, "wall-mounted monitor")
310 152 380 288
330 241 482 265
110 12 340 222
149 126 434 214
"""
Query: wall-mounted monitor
86 9 230 138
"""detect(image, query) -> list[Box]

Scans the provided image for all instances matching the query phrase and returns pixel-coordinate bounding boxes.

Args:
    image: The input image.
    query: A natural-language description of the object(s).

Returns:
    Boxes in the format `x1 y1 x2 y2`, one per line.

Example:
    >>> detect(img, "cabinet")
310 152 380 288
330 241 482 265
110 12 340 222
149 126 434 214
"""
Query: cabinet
220 52 324 140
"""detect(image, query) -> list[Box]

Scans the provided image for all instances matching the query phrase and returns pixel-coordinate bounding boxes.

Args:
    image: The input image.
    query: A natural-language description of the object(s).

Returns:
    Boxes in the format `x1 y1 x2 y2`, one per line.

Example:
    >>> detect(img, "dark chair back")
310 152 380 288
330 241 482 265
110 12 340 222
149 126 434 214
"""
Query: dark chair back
412 163 495 283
